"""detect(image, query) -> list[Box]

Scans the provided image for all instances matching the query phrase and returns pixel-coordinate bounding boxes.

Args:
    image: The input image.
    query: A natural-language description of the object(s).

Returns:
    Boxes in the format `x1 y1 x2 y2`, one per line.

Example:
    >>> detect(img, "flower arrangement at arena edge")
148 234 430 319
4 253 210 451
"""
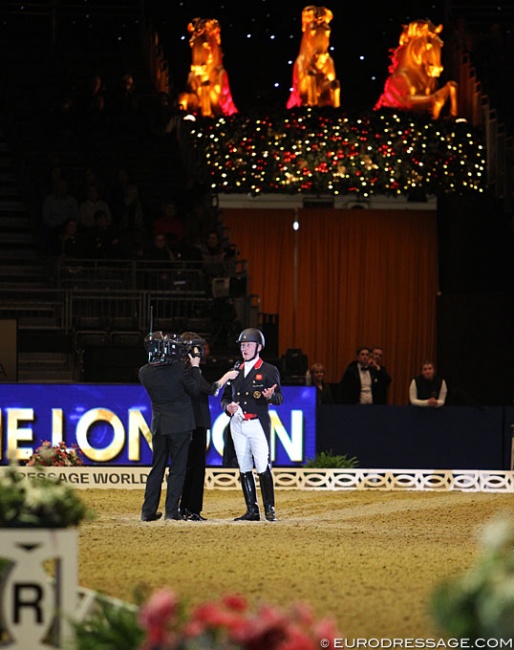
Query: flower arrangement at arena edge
73 587 341 650
27 440 86 467
431 516 514 639
0 462 91 528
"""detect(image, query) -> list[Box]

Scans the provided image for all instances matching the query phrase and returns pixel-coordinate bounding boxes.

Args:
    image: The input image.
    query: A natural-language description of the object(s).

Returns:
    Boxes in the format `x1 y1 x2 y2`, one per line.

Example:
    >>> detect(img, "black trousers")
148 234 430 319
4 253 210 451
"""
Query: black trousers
141 430 192 518
180 426 207 515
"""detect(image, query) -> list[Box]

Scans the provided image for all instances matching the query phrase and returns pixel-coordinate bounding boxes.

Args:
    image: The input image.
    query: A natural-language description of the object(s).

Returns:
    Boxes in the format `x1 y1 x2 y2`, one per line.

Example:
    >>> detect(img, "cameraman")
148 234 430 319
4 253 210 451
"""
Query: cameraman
179 331 239 521
139 331 202 522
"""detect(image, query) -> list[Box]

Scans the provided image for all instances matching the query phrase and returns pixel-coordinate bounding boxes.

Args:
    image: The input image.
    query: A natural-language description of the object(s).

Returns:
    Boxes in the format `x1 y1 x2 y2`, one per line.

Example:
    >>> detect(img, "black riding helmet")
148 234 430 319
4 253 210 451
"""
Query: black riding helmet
236 328 265 349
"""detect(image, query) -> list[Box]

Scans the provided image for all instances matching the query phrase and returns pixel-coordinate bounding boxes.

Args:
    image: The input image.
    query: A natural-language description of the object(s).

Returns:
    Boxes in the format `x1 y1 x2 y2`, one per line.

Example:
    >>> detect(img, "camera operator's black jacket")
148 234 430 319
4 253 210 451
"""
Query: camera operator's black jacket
139 361 199 434
190 366 220 429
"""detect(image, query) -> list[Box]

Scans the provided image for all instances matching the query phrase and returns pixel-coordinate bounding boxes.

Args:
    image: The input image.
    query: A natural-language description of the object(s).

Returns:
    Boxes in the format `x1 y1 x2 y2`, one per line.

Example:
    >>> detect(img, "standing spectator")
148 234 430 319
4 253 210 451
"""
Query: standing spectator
149 91 176 136
74 74 109 154
309 362 335 405
112 72 141 134
179 332 239 521
107 168 133 225
118 183 146 259
339 346 380 405
221 328 283 522
80 166 107 203
139 332 200 522
368 346 392 404
82 74 108 136
409 361 448 408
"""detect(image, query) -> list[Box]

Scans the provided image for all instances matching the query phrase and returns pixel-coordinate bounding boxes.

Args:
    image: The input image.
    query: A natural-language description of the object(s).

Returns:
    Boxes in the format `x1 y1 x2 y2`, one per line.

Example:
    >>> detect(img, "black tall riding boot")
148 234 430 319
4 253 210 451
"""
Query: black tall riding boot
258 466 277 522
234 471 261 521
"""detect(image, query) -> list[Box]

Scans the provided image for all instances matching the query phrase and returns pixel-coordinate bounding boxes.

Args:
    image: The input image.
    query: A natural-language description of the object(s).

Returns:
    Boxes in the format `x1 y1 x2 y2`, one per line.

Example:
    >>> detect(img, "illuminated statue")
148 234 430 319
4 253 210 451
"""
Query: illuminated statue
374 20 458 119
178 18 238 117
287 5 340 109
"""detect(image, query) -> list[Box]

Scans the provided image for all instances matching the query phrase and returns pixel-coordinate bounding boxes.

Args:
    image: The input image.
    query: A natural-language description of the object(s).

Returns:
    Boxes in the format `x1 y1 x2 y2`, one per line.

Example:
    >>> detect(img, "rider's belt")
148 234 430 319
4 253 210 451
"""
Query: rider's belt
243 413 258 420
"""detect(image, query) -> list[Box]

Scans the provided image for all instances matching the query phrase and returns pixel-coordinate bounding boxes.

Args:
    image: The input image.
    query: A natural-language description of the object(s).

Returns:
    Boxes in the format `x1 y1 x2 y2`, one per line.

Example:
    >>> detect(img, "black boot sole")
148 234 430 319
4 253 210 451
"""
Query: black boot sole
234 513 261 521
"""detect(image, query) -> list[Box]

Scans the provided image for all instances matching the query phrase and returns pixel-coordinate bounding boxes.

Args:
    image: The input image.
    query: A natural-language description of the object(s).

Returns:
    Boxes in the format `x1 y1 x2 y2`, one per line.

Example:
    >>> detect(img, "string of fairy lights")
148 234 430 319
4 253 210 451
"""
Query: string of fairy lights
187 108 486 198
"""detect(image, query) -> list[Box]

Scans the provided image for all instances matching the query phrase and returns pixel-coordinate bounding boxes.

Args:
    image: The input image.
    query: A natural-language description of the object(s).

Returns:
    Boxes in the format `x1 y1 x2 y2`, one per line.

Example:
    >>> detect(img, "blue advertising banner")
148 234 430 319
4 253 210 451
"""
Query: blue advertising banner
0 384 316 467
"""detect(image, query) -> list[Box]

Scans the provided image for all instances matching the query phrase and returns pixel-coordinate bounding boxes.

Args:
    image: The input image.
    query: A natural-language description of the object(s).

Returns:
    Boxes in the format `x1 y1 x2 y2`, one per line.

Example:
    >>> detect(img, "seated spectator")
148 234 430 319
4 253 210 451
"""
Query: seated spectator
151 198 184 244
79 185 112 230
56 218 85 259
41 179 79 254
83 209 120 259
309 362 335 405
409 361 448 408
145 233 176 289
147 233 175 262
195 230 238 281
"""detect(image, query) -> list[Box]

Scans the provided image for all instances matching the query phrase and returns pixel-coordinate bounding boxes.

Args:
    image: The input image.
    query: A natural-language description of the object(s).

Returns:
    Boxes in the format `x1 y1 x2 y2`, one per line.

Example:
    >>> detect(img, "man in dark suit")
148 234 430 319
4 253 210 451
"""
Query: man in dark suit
139 331 200 522
221 328 283 522
368 346 392 405
179 332 239 521
339 346 384 405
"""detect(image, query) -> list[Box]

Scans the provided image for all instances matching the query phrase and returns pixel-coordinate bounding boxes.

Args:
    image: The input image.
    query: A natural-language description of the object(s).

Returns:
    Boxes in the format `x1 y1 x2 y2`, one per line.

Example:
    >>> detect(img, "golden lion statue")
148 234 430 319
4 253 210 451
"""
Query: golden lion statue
178 17 238 117
287 5 340 109
374 20 458 119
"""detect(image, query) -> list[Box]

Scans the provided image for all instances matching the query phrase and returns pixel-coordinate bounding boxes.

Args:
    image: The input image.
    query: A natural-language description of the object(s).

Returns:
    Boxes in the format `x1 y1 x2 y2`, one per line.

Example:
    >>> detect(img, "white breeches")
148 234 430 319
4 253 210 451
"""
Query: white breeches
229 416 270 473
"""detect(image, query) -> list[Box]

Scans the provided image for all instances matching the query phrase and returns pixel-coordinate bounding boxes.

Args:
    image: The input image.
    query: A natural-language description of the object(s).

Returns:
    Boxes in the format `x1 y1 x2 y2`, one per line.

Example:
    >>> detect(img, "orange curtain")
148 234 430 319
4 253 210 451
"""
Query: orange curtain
222 208 438 405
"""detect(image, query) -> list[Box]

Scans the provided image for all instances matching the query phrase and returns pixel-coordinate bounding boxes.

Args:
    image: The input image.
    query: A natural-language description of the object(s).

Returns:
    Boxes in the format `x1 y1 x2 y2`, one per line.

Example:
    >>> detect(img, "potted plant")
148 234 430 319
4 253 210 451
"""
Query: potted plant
304 449 359 469
73 587 341 650
302 450 359 488
0 461 90 528
0 462 92 647
26 440 86 468
431 516 514 639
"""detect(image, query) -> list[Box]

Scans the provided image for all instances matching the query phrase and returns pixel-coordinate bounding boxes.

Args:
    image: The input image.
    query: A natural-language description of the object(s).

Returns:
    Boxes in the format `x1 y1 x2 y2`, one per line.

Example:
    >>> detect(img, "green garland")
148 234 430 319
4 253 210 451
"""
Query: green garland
187 108 487 198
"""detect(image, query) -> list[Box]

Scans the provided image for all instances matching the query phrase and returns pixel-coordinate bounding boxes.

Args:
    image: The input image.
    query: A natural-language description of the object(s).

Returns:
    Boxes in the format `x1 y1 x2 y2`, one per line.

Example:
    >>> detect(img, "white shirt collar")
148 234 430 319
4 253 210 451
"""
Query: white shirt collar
244 356 259 376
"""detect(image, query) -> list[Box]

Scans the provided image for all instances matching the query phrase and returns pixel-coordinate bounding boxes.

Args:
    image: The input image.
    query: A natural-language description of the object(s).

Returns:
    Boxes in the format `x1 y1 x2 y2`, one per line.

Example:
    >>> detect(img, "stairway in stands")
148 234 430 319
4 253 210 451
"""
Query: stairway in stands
0 129 47 286
0 119 77 382
0 3 194 383
0 121 76 382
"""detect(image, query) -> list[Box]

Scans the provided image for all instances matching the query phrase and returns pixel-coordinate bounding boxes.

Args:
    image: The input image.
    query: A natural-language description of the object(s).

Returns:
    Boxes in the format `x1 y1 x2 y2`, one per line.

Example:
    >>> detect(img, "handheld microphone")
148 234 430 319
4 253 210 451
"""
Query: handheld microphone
227 360 241 387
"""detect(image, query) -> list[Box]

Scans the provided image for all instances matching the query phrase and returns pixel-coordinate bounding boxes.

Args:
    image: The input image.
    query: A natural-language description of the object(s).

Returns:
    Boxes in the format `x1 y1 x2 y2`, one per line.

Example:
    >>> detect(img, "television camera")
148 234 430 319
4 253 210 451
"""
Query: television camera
144 331 206 365
144 306 206 365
